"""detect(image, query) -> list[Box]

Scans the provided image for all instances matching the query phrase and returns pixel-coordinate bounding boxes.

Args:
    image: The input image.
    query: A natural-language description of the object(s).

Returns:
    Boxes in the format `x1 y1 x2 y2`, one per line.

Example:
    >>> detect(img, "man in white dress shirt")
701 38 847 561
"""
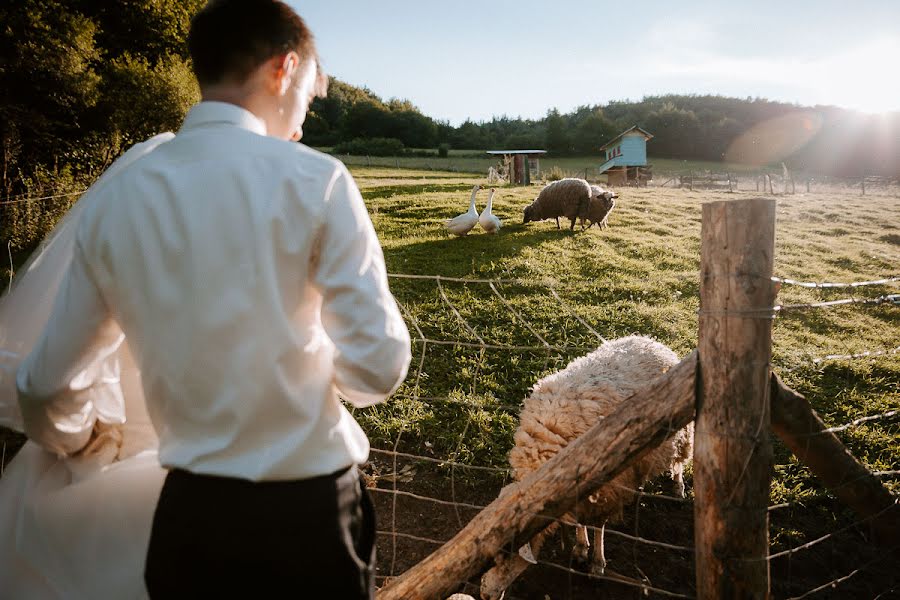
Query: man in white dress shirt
15 0 411 597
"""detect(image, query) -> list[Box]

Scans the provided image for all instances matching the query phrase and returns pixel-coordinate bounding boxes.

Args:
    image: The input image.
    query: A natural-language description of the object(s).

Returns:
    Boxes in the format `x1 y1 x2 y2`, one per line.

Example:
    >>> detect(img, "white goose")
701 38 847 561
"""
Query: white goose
445 185 481 236
478 188 502 234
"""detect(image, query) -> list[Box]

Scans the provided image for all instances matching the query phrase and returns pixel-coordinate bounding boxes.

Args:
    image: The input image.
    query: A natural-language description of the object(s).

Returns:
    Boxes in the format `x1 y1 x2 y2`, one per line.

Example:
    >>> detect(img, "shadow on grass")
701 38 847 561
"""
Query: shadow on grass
383 223 585 277
362 182 476 200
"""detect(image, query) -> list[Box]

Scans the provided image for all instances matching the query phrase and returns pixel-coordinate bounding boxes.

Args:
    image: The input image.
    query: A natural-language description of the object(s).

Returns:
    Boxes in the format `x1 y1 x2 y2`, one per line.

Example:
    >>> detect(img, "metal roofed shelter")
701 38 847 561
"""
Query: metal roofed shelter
598 126 653 186
486 150 546 185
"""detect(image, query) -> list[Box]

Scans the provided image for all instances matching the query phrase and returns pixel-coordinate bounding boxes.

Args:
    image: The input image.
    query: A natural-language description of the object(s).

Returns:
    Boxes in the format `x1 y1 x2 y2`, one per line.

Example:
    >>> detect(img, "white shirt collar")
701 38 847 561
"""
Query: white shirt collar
180 101 268 136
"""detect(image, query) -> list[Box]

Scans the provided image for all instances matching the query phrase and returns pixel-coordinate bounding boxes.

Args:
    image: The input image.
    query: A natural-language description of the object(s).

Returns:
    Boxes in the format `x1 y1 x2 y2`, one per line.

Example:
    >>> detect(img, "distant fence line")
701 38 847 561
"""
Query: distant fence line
2 162 897 207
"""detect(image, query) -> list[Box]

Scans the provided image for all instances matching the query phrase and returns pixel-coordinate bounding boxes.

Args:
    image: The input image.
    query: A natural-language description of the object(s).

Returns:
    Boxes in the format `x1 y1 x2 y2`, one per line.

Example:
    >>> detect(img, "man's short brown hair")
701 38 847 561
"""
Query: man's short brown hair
188 0 323 93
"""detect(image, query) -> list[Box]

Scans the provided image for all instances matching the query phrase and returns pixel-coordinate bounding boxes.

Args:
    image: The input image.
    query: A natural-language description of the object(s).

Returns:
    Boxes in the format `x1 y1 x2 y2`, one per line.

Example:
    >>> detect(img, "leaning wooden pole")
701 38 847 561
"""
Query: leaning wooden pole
769 372 900 546
695 198 777 599
378 351 698 600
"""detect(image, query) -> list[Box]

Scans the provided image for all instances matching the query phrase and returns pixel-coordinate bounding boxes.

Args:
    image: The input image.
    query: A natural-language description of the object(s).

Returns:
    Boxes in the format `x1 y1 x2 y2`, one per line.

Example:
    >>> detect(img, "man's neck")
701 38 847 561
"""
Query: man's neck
200 86 276 136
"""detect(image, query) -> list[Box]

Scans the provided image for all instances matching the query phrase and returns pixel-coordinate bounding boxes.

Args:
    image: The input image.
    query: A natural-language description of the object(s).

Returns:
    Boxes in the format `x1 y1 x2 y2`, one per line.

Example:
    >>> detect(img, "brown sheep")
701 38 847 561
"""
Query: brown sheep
523 178 604 230
579 185 616 229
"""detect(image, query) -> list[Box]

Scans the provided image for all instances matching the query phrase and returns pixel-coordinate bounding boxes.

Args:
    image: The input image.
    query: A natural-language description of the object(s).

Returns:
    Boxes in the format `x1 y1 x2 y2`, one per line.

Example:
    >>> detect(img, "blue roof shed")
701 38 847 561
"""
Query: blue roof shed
598 126 653 174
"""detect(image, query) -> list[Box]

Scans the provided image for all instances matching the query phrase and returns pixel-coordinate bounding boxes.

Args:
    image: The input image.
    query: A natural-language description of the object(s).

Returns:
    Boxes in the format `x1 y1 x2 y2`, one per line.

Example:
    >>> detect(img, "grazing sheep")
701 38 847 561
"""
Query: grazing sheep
481 336 694 600
579 185 617 229
523 178 604 231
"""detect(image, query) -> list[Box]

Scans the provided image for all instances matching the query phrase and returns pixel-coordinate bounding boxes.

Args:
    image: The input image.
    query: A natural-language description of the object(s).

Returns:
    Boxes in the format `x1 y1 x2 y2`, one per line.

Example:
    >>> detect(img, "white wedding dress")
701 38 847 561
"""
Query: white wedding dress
0 133 175 599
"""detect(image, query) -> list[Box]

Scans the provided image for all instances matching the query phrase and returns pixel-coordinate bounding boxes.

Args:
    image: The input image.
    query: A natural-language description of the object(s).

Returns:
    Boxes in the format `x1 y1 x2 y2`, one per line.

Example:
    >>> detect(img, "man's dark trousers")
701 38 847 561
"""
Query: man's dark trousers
144 464 376 599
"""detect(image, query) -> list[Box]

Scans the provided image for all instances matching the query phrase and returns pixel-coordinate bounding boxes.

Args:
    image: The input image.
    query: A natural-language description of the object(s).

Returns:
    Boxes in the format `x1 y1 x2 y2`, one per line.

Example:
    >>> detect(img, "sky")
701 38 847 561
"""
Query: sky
292 0 900 125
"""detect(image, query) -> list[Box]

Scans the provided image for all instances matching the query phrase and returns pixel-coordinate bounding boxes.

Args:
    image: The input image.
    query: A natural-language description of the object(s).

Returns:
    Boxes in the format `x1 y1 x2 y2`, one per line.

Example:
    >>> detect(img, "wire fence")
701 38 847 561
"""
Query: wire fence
356 271 898 597
1 264 897 596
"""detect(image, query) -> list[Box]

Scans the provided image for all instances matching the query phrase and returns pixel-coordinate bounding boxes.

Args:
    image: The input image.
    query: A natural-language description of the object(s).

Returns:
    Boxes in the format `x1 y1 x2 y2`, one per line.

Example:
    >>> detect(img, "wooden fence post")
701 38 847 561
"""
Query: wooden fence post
695 197 777 599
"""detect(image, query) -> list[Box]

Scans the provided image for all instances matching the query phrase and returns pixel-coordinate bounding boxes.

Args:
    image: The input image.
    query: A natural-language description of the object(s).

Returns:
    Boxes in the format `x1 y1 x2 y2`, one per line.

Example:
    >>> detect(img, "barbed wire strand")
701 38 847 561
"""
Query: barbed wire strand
409 335 594 353
819 410 899 435
547 286 607 344
766 501 899 562
873 585 899 600
488 281 552 350
370 448 694 507
368 481 695 555
0 189 85 206
6 241 13 295
368 453 895 596
813 346 900 363
367 462 897 587
873 470 900 478
388 272 556 287
535 557 694 599
773 275 900 289
776 294 899 313
785 543 900 600
434 279 484 530
386 273 893 595
388 301 428 579
436 278 485 345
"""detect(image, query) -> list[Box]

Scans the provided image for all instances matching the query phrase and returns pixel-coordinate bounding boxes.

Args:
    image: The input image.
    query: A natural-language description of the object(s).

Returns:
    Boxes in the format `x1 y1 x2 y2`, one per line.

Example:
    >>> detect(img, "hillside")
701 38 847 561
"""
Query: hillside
307 79 900 177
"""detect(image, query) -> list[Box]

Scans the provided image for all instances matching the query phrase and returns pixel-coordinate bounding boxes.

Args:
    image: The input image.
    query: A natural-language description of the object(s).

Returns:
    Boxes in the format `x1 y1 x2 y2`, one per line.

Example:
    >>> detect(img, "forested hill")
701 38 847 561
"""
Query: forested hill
305 83 900 177
2 0 898 219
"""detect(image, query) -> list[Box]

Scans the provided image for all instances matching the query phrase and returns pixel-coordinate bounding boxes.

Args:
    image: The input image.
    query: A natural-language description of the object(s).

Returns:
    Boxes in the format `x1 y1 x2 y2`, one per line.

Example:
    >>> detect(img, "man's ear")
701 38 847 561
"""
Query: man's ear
275 51 300 95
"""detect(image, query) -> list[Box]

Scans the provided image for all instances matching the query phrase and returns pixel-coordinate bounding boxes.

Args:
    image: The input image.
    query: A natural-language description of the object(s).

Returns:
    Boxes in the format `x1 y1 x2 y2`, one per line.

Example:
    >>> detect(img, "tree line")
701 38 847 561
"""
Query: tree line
1 0 203 251
306 92 900 180
2 1 898 253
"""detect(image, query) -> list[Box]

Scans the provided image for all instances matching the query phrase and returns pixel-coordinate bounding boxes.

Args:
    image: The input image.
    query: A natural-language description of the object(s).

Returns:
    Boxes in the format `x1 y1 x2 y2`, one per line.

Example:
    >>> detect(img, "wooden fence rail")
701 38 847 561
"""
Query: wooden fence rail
377 351 698 600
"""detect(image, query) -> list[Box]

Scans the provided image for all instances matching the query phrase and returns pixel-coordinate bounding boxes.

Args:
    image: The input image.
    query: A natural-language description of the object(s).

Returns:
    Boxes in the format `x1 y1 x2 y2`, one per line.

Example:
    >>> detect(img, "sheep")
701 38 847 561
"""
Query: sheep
578 185 617 229
523 178 604 231
480 335 694 600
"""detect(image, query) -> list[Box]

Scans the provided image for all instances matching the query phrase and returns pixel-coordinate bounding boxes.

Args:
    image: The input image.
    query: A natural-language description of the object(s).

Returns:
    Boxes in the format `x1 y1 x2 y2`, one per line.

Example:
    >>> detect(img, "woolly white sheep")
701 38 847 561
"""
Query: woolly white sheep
523 178 608 231
579 185 617 229
481 335 694 600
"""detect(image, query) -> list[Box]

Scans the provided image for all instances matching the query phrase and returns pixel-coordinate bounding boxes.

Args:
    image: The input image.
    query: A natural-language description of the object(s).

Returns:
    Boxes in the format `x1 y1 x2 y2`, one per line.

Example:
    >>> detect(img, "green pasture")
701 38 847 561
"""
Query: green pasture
325 150 771 179
346 165 900 511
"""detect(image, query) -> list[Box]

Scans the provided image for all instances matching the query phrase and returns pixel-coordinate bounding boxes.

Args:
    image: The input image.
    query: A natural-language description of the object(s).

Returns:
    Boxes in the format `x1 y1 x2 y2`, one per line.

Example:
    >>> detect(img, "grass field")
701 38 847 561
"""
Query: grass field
326 150 803 180
352 166 898 478
1 164 897 598
345 165 899 597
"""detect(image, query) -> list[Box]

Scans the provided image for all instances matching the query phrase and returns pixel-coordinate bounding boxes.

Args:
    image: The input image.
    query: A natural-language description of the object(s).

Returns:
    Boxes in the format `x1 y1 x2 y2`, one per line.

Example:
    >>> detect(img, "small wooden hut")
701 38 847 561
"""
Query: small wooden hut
486 150 546 185
598 126 653 186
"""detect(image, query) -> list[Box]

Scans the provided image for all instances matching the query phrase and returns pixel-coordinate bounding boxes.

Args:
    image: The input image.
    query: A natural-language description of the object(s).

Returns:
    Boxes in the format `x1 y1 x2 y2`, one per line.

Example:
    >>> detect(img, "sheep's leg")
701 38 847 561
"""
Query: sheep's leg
573 524 590 562
555 216 560 229
569 216 577 230
590 521 607 576
672 462 686 498
480 527 552 600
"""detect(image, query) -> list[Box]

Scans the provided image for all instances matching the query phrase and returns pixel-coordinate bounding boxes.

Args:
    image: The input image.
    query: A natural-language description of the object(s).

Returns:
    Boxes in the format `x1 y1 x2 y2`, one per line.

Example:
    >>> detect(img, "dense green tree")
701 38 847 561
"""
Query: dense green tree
544 109 570 155
572 109 617 155
1 0 202 250
0 0 102 195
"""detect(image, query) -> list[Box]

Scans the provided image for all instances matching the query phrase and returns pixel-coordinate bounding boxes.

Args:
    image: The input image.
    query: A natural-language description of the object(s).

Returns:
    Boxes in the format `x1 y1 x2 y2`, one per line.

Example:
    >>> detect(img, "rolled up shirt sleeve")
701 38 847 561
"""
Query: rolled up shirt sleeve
314 166 412 407
16 238 125 456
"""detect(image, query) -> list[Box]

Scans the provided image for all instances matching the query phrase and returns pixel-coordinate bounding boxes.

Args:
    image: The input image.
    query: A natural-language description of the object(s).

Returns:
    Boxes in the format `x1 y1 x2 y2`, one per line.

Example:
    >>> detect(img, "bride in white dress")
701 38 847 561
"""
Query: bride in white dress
0 133 174 599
